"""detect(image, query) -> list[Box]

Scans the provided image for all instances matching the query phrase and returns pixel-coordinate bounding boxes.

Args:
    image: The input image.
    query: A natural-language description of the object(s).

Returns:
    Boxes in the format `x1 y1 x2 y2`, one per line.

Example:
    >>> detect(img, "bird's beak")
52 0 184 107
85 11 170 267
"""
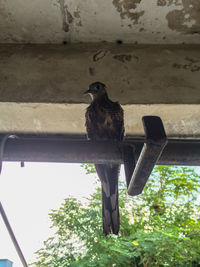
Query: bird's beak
84 89 90 94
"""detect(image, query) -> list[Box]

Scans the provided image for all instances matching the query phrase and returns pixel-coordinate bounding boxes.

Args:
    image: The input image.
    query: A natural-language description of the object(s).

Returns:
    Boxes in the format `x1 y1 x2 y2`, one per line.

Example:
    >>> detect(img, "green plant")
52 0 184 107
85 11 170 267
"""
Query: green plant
32 165 200 267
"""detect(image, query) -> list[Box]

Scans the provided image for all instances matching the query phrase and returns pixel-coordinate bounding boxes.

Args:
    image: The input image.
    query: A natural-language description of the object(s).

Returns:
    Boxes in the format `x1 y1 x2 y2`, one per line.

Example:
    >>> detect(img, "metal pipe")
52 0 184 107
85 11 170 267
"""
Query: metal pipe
0 201 28 267
0 134 200 166
3 138 124 164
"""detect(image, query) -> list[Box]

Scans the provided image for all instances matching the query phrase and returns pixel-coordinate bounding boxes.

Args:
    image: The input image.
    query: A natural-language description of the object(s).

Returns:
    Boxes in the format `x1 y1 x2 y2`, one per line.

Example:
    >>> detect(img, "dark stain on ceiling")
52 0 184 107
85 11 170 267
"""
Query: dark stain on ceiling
164 0 200 34
112 0 145 24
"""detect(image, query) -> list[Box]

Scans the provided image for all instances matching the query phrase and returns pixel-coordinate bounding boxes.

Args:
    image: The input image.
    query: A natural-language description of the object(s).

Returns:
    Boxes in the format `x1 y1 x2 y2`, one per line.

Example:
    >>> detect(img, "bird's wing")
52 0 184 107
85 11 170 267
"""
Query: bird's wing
85 105 97 140
110 103 124 141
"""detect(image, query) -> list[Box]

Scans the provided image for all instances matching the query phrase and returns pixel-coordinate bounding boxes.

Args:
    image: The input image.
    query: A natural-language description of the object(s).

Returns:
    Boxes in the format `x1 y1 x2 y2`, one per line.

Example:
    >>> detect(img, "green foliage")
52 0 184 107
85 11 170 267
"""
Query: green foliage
32 166 200 267
81 163 96 175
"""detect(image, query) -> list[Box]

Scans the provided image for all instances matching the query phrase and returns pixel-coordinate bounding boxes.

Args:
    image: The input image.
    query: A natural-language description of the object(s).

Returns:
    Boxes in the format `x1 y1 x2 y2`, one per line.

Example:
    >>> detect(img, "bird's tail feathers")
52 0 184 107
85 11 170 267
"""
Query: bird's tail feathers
95 164 120 235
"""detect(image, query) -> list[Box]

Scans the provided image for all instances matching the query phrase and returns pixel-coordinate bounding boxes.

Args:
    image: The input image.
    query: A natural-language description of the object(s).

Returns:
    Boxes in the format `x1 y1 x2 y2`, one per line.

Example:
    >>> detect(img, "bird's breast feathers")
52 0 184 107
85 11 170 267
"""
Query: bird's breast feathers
86 100 124 140
96 108 115 129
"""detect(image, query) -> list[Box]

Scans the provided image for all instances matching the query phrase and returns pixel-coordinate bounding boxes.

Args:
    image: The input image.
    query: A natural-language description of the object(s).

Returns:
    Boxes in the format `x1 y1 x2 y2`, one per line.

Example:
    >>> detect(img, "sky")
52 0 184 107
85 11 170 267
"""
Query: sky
0 162 98 267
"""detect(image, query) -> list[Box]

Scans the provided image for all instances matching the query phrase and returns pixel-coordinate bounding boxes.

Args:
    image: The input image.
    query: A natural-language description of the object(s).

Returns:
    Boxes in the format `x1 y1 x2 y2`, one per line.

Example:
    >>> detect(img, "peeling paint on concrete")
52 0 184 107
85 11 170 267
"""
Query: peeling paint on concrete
114 54 132 62
165 0 200 34
1 0 200 44
157 0 181 7
74 10 80 18
93 50 108 62
173 57 200 72
57 0 73 32
89 67 95 76
113 54 139 62
73 9 82 27
157 0 167 6
112 0 145 24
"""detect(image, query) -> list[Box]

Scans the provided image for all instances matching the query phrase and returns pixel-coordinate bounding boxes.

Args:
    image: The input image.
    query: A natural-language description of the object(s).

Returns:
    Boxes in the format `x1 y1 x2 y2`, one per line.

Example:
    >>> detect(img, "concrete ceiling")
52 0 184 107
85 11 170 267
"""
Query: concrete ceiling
1 0 200 44
0 0 200 138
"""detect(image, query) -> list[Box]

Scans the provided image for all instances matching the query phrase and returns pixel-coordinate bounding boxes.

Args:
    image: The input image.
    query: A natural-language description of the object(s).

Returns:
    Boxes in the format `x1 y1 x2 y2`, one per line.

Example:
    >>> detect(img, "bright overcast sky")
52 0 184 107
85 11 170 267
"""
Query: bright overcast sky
0 162 99 267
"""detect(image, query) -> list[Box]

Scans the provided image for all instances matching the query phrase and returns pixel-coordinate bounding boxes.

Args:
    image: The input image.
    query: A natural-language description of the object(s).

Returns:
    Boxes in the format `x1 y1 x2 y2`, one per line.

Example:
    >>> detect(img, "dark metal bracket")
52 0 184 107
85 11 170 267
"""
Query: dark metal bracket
127 116 167 196
0 134 200 166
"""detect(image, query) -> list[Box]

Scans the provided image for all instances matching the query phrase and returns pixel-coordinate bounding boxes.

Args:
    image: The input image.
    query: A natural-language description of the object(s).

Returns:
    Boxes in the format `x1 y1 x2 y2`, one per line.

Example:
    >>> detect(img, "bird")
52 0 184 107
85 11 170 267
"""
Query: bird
84 81 124 235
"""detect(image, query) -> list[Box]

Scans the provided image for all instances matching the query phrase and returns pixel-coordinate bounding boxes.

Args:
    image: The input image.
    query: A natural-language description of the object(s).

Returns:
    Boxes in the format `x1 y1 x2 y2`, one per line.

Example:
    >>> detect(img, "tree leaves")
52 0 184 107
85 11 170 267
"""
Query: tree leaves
32 165 200 267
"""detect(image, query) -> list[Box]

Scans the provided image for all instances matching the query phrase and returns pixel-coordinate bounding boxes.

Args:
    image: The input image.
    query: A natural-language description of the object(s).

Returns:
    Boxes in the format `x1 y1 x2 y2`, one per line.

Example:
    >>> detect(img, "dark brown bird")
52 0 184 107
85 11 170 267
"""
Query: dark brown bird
84 82 124 235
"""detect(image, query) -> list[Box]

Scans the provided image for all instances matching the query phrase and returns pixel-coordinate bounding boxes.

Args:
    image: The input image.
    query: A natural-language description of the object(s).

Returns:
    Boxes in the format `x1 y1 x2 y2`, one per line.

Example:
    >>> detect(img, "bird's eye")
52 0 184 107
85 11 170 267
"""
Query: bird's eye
95 84 100 90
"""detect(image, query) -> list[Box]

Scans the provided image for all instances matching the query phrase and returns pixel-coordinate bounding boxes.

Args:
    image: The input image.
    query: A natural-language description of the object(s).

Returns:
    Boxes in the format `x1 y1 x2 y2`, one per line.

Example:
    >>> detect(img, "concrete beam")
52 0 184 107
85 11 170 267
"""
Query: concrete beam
0 103 200 138
0 44 200 104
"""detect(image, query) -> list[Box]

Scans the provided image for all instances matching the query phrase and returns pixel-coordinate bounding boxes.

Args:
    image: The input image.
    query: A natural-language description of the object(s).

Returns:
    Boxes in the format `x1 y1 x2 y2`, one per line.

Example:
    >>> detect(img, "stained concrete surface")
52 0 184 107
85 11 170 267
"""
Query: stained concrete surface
0 44 200 104
0 1 200 138
0 0 200 44
0 103 199 138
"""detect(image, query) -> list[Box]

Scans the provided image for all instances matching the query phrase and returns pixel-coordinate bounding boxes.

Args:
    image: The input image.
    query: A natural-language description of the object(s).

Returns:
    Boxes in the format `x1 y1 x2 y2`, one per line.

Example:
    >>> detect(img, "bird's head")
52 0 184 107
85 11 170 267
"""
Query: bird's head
84 82 107 100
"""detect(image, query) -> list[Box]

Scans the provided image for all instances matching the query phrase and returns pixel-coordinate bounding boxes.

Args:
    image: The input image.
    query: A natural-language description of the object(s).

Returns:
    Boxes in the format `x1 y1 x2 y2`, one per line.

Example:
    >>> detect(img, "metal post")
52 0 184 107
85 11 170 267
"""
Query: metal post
0 202 28 267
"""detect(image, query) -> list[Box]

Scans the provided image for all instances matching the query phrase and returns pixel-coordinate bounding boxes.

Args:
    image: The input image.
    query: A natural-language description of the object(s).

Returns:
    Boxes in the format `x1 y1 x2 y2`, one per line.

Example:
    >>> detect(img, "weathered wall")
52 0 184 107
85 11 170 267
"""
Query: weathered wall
0 0 200 44
0 44 200 104
0 103 199 138
1 0 200 137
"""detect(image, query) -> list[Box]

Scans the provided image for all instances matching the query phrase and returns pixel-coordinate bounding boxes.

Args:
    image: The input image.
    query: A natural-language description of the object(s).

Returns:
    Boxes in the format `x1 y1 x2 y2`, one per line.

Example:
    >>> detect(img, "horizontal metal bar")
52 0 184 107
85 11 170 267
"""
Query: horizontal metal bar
3 138 124 164
1 134 200 166
127 116 168 196
133 139 200 166
160 141 200 166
